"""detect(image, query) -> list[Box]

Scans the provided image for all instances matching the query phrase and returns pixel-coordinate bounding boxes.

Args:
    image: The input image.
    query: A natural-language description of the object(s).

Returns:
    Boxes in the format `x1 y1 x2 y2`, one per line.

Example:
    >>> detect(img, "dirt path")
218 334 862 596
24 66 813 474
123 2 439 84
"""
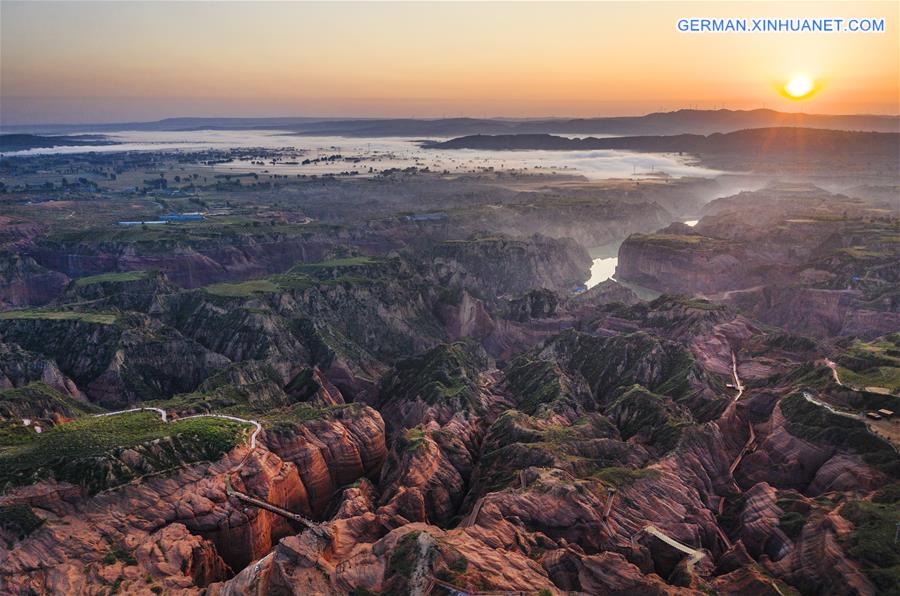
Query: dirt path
462 497 485 528
224 476 328 537
801 391 858 420
729 421 755 476
641 524 705 570
95 406 168 422
731 350 744 404
825 359 844 386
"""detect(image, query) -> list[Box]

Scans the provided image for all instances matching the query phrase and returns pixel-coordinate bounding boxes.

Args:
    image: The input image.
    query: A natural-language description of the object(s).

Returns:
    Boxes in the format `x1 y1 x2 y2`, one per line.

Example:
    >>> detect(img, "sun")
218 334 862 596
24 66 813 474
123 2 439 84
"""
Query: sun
784 75 815 99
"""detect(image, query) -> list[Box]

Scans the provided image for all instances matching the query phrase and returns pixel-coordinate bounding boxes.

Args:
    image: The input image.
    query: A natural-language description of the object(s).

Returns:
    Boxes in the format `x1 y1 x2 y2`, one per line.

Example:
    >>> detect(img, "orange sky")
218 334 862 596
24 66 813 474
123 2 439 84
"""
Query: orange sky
1 1 897 124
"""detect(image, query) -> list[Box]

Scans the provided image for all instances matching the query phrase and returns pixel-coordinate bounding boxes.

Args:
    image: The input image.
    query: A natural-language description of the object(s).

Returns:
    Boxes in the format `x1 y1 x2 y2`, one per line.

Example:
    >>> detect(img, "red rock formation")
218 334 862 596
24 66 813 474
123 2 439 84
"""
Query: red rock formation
737 404 833 491
211 450 309 570
808 453 889 495
0 447 311 590
735 482 791 560
263 405 387 517
576 551 689 595
136 523 231 589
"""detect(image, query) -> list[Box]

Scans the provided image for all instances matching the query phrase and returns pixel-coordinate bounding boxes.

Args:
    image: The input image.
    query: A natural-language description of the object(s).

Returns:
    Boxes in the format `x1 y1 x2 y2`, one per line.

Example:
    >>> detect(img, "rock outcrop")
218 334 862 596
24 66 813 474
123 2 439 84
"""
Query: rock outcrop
616 185 900 339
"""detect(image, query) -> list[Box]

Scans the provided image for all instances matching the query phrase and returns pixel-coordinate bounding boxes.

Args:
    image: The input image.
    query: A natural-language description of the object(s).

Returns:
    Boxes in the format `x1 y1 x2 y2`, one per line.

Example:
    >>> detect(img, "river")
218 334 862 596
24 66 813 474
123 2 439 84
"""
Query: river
586 256 618 288
584 218 701 289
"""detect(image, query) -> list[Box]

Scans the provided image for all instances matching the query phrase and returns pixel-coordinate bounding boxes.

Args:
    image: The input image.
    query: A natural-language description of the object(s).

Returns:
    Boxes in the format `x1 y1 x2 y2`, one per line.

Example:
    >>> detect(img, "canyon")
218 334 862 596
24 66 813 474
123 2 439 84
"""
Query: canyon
0 136 897 595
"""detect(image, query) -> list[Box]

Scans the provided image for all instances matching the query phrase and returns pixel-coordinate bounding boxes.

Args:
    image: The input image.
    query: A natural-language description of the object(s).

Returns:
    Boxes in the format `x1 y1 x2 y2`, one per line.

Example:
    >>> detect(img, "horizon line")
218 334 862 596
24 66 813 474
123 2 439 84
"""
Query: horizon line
3 106 899 129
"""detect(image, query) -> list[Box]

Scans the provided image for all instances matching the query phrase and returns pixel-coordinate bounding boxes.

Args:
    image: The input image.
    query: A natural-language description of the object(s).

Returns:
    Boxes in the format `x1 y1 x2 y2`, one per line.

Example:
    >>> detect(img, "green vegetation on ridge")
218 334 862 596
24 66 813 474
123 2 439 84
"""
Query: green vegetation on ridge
0 505 44 543
380 341 487 410
503 356 567 416
781 393 899 477
202 258 387 297
73 270 151 286
841 484 900 593
0 411 246 493
0 310 118 325
290 256 380 271
0 382 102 421
837 334 900 394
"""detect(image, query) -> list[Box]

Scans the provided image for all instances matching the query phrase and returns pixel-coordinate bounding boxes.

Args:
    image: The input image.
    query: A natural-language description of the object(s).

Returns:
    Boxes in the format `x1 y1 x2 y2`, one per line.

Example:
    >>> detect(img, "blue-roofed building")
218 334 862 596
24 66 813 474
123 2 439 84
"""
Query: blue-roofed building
161 213 205 221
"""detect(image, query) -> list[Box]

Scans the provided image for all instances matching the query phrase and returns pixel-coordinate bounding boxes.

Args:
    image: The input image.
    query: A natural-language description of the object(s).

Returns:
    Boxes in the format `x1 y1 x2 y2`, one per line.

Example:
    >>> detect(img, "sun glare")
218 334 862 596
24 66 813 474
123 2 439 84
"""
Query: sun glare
784 75 815 99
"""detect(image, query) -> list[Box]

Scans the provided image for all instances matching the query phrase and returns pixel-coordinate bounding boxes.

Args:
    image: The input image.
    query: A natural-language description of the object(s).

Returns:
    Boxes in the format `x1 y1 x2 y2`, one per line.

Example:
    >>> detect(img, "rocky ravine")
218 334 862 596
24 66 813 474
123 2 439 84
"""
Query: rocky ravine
2 290 896 595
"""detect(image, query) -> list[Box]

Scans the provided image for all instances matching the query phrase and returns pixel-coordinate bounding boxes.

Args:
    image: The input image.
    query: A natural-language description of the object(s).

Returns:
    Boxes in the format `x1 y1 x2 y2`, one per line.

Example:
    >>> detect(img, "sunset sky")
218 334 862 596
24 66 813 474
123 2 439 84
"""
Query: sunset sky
1 1 897 124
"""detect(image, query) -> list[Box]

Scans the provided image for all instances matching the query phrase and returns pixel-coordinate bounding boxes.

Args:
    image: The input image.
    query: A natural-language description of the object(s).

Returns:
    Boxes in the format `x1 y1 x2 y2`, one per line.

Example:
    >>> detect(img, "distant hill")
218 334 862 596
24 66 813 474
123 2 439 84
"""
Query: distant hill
286 110 899 137
0 134 115 152
425 127 900 153
425 128 900 172
0 118 336 135
518 109 900 136
3 109 897 137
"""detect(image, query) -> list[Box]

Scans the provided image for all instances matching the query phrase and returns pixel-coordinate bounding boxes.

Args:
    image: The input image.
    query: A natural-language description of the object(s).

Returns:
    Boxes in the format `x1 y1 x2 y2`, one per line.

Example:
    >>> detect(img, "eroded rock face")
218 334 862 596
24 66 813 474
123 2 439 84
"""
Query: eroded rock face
28 227 378 288
767 510 877 596
0 342 83 400
735 483 791 560
86 324 232 405
263 405 387 518
161 292 311 370
1 230 895 595
726 285 900 340
1 448 281 591
209 451 310 570
0 420 389 589
435 290 495 341
0 253 70 309
0 270 70 309
136 523 231 590
430 235 591 302
737 402 845 493
0 316 231 405
373 342 513 527
615 186 900 339
808 454 888 495
574 551 688 595
209 519 561 595
55 270 178 313
0 317 123 388
617 227 750 294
